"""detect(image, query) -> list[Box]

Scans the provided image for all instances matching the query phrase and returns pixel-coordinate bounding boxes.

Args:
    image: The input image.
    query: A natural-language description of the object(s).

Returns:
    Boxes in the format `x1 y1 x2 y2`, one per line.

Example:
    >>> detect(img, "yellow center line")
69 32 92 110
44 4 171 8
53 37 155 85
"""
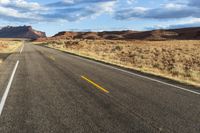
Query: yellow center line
81 76 109 94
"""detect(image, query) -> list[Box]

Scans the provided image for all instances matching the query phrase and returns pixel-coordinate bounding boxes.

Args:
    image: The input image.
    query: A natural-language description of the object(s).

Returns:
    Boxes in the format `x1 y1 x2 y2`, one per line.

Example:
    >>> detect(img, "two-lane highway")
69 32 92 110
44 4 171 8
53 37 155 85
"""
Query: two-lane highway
0 43 200 133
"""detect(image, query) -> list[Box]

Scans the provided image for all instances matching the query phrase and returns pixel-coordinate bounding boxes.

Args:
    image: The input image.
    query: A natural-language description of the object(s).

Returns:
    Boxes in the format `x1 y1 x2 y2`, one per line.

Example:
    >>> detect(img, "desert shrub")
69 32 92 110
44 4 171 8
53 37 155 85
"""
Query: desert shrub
111 46 123 52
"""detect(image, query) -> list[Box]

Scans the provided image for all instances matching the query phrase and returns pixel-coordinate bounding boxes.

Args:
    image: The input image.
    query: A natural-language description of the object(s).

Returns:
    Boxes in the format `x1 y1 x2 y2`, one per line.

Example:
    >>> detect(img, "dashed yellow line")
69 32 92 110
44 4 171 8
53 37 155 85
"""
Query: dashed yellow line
81 76 109 94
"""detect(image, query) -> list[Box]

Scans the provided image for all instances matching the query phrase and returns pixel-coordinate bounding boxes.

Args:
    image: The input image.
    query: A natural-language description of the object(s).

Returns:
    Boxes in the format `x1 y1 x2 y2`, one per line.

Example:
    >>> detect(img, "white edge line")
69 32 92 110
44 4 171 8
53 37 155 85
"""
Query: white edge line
20 44 24 54
0 60 19 116
69 54 200 95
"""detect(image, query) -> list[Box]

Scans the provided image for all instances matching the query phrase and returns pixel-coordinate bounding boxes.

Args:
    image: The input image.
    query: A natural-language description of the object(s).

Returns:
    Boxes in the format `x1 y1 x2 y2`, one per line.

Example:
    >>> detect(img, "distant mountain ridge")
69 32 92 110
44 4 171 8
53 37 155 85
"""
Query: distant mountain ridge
37 27 200 41
0 26 46 39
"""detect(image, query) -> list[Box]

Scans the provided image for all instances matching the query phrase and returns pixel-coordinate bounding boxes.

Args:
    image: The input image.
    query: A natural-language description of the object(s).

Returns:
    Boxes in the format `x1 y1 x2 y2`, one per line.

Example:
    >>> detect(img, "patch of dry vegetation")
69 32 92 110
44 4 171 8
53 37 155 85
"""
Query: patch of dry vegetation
0 40 22 63
37 39 200 87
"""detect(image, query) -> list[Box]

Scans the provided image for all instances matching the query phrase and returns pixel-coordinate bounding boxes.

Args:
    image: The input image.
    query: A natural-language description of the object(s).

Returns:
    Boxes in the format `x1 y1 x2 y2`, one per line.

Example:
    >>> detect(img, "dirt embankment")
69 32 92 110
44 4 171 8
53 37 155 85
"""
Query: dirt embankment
35 39 200 87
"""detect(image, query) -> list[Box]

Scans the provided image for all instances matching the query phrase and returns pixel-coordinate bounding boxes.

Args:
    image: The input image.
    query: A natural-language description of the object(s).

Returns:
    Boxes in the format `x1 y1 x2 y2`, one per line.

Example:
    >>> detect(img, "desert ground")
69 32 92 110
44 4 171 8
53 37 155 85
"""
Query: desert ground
35 39 200 87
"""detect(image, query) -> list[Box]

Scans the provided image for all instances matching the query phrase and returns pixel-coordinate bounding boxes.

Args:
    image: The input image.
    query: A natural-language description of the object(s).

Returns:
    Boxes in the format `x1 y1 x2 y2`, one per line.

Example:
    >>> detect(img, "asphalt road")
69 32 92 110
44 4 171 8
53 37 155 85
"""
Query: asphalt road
0 43 200 133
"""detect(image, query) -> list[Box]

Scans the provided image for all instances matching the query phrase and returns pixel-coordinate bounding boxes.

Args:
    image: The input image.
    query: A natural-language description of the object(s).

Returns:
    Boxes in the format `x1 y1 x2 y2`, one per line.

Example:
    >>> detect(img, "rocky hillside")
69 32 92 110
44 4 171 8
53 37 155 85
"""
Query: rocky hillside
37 27 200 41
0 26 46 39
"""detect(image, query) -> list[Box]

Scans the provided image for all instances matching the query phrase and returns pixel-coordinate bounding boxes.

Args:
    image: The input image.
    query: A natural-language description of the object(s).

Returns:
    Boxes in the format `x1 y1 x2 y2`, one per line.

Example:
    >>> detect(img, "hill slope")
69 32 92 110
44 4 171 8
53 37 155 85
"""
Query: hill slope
0 26 46 39
39 27 200 41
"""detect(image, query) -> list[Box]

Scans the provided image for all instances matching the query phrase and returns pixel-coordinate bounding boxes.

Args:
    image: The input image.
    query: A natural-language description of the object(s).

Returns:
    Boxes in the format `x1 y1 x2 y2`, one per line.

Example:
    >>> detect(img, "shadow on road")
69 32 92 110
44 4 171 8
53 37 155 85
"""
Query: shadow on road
0 53 12 62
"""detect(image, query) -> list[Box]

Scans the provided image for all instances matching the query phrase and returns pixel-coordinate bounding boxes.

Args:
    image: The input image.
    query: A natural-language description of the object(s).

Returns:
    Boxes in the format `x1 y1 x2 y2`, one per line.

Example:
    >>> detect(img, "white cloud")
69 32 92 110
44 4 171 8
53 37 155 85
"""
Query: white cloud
115 0 200 20
0 0 10 4
178 18 200 24
147 17 200 30
164 3 186 10
0 0 44 11
42 0 117 22
63 0 74 4
13 0 42 10
0 0 45 22
0 6 41 20
0 0 199 30
126 0 135 4
96 1 116 13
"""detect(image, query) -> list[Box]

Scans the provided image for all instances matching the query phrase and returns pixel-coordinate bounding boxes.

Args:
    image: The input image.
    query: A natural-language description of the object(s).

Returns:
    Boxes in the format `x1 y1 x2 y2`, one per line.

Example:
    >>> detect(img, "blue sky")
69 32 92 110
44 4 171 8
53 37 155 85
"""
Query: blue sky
0 0 200 36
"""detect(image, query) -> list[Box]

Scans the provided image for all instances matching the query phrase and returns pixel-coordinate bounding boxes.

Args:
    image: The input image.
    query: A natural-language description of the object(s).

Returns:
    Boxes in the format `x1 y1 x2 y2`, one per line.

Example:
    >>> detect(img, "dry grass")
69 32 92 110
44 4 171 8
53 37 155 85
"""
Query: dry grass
0 40 22 53
0 38 29 41
0 40 22 63
35 39 200 87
